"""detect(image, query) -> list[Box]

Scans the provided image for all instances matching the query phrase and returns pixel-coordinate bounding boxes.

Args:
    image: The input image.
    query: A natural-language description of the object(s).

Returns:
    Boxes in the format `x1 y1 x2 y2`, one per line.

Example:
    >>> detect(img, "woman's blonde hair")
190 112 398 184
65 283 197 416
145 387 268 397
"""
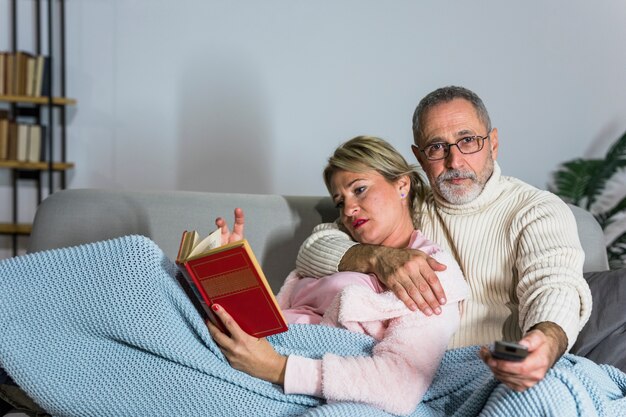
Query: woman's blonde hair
323 136 426 226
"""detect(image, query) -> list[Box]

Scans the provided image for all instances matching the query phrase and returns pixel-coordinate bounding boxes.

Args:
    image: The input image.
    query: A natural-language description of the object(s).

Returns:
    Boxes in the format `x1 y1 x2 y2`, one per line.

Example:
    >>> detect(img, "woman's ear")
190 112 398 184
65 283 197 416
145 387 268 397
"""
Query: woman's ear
396 175 410 197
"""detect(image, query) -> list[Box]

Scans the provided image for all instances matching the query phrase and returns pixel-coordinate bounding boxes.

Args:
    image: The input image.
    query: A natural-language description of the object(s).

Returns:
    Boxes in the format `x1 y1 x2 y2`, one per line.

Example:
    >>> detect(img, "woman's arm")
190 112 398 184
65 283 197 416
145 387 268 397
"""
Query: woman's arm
209 300 460 416
286 305 460 416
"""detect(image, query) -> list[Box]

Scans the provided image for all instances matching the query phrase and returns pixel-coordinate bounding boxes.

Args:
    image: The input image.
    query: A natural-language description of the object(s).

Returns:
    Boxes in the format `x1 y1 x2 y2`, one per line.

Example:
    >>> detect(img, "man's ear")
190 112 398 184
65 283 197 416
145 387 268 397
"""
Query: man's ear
490 128 499 160
411 144 426 166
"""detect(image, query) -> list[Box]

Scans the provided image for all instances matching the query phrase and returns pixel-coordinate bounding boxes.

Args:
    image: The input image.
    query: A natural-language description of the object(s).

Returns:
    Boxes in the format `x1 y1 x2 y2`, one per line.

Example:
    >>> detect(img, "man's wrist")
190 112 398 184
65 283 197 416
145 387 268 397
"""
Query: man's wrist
338 244 380 273
529 321 568 364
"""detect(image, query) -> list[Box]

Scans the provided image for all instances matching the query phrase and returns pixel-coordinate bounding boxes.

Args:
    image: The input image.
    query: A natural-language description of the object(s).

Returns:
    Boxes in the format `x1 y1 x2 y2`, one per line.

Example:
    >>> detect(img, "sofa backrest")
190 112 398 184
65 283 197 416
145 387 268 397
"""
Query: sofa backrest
28 189 338 291
28 188 609 292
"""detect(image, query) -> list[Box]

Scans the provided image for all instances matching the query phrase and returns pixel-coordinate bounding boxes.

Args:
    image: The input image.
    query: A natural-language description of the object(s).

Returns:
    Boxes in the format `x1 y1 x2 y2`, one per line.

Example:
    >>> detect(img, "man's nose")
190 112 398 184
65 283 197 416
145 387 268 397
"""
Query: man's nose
445 144 465 169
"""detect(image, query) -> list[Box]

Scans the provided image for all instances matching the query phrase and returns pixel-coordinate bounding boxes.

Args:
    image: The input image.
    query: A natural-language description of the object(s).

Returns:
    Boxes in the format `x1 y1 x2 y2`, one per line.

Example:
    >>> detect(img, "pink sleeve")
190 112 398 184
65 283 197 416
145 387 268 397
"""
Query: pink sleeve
283 355 323 397
321 304 461 415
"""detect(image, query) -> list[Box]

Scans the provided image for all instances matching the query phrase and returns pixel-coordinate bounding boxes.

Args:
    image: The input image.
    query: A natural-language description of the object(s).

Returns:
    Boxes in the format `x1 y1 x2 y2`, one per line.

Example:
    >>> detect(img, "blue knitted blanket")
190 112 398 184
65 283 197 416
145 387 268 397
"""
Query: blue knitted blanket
0 235 625 417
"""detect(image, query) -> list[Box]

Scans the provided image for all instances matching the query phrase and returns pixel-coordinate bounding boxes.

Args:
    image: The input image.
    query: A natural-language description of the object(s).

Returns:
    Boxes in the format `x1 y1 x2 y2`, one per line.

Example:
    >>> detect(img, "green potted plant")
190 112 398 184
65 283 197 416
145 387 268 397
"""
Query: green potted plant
550 130 626 269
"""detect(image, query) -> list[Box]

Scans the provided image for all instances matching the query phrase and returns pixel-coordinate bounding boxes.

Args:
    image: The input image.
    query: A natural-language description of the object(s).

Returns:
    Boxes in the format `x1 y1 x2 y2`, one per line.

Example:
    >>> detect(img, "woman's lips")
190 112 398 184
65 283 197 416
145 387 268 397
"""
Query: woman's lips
352 219 368 229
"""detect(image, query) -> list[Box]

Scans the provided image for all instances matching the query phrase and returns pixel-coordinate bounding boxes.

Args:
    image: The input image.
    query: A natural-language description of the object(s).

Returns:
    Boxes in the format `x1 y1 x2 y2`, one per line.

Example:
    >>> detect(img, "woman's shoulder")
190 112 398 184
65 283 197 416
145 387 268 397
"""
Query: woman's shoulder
409 230 441 255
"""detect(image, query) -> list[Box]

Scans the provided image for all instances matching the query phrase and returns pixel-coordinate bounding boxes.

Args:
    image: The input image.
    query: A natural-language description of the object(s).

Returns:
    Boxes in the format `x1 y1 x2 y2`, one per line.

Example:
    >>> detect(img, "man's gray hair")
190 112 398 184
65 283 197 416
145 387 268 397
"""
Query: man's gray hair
412 86 492 143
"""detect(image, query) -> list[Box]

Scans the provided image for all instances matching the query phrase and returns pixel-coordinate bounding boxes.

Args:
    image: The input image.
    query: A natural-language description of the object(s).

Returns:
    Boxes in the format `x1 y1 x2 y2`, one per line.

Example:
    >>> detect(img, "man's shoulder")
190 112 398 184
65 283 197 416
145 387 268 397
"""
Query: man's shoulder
498 175 576 230
500 174 565 206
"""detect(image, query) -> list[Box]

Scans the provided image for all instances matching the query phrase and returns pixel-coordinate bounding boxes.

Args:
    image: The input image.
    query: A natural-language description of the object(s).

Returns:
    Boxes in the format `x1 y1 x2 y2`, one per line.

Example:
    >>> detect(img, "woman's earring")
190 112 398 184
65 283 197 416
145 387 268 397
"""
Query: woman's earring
400 192 406 199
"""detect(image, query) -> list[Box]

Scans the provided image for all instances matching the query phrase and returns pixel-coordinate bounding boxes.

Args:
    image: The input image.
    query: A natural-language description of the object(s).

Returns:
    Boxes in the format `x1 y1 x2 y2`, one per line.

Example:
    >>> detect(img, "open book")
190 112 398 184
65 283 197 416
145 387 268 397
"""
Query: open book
175 229 288 338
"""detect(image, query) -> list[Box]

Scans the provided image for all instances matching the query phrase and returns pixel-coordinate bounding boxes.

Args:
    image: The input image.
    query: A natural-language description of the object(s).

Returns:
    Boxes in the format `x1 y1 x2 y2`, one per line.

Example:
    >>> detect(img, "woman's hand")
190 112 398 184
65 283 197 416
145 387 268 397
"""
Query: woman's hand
215 208 245 245
207 303 287 385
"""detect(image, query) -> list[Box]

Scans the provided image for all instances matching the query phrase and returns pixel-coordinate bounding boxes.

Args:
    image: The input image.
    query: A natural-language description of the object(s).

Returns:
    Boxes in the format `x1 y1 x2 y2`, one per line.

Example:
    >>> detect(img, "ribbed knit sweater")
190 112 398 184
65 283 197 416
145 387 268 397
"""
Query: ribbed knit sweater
295 162 592 350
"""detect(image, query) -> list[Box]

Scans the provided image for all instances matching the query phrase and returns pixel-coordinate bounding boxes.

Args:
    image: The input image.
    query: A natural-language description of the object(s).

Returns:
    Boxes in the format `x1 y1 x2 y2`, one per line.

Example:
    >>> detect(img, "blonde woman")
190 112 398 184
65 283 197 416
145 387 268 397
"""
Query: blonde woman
209 136 469 415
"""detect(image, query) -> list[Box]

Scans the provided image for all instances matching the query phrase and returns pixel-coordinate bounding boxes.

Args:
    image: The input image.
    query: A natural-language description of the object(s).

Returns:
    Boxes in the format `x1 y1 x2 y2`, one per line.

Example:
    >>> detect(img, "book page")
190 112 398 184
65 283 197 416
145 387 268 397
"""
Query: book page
188 228 222 258
177 231 198 262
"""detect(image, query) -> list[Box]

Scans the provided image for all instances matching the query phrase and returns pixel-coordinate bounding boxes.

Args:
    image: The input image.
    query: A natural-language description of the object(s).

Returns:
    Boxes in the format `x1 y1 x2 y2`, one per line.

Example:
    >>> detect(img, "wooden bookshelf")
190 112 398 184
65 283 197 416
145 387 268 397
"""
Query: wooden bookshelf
0 223 32 235
0 160 74 171
0 94 77 106
1 0 74 257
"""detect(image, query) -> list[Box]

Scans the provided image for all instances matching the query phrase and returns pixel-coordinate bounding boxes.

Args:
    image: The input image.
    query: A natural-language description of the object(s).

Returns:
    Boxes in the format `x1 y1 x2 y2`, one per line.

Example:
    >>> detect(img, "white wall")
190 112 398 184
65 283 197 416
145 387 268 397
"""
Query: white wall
1 0 626 257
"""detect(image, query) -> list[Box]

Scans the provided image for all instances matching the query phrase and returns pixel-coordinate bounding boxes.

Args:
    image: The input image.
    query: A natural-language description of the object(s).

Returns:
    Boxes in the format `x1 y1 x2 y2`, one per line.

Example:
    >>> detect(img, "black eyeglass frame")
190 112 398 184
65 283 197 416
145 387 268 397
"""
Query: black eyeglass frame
413 131 492 161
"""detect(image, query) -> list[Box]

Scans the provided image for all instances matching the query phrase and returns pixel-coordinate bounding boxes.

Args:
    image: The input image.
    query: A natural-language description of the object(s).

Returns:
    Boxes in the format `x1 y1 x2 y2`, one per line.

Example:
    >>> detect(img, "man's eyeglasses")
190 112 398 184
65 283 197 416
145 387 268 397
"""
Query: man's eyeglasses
414 131 491 161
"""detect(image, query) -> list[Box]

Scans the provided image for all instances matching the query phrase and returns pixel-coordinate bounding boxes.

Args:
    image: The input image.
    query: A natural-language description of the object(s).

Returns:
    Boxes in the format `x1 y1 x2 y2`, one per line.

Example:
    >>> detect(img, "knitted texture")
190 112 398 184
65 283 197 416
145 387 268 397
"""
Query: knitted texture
0 235 624 417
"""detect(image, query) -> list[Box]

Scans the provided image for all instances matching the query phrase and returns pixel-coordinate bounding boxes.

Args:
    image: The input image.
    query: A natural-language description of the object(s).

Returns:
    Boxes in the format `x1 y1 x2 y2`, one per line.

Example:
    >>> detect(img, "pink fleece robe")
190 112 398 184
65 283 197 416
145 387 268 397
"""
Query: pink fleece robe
275 230 469 416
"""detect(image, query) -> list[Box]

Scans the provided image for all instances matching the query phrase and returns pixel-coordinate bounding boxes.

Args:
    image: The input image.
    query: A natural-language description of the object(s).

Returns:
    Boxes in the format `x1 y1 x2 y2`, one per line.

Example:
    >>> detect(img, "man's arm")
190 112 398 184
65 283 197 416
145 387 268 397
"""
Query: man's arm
480 196 592 391
339 245 448 314
515 198 591 351
295 222 447 314
479 321 568 391
295 222 357 277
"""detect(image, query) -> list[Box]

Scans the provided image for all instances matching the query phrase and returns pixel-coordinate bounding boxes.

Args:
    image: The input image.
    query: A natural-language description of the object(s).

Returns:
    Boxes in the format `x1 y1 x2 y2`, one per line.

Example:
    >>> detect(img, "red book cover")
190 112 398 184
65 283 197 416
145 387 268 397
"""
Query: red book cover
176 236 287 338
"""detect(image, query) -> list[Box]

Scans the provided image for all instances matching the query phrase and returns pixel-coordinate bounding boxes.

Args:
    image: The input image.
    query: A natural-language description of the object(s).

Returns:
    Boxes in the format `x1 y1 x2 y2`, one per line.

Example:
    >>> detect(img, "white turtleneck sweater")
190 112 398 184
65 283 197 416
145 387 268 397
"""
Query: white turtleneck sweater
295 162 592 350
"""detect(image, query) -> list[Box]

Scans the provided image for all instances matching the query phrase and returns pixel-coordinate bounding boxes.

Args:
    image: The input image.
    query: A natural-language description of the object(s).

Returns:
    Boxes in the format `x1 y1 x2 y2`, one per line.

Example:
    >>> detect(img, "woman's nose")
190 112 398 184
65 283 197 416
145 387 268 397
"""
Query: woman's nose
343 199 359 217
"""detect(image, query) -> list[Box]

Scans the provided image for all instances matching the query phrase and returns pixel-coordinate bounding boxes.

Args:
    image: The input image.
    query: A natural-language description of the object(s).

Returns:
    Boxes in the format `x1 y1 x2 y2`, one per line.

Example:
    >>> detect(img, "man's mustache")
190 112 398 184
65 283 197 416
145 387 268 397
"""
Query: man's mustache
437 170 477 183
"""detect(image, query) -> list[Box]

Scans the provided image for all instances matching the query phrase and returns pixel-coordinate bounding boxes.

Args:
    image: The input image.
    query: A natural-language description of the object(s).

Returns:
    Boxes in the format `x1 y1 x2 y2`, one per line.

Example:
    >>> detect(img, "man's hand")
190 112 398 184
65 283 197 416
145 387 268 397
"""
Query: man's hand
207 303 287 385
215 207 245 245
339 245 447 315
479 322 567 391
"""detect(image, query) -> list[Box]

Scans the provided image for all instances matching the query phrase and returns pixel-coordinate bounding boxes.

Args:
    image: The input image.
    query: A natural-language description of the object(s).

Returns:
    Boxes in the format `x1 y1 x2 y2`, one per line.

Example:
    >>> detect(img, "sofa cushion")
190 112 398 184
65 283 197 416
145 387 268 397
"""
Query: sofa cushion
570 268 626 372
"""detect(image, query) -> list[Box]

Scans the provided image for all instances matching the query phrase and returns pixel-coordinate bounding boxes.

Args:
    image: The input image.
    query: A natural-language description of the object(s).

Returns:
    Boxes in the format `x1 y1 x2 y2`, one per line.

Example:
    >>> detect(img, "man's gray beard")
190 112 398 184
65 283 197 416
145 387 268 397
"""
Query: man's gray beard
431 151 495 205
434 170 483 204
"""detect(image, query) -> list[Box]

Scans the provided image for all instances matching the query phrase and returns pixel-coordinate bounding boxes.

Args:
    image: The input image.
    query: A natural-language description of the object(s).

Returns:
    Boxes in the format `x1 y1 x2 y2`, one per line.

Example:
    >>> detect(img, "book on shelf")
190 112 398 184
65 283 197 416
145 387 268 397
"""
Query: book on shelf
27 124 42 162
0 52 6 96
25 54 37 97
0 52 50 98
175 229 288 338
0 120 45 163
6 122 18 161
16 124 29 162
0 111 8 160
5 53 14 95
33 55 47 97
14 51 28 96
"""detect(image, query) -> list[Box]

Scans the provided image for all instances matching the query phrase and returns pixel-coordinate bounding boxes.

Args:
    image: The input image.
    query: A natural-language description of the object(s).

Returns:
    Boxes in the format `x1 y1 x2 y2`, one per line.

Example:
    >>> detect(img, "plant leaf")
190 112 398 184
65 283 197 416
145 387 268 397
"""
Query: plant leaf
586 131 626 207
550 159 603 207
607 229 626 262
597 195 626 228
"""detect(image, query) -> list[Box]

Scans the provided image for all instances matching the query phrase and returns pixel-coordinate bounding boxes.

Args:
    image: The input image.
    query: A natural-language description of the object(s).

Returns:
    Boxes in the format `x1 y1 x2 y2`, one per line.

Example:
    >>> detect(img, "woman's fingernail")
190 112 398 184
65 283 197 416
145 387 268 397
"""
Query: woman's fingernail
211 304 220 312
434 307 442 315
440 297 447 304
424 308 433 316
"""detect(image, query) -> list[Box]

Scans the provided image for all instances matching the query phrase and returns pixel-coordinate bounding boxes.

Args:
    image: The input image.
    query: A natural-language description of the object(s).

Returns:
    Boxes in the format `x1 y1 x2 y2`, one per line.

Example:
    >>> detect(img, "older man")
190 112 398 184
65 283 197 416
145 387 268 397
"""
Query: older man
295 86 592 391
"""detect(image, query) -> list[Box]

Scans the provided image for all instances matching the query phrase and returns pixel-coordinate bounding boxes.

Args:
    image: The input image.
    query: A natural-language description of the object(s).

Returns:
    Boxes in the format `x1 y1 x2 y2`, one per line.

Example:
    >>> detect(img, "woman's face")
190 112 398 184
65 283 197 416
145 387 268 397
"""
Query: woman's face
330 169 414 248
